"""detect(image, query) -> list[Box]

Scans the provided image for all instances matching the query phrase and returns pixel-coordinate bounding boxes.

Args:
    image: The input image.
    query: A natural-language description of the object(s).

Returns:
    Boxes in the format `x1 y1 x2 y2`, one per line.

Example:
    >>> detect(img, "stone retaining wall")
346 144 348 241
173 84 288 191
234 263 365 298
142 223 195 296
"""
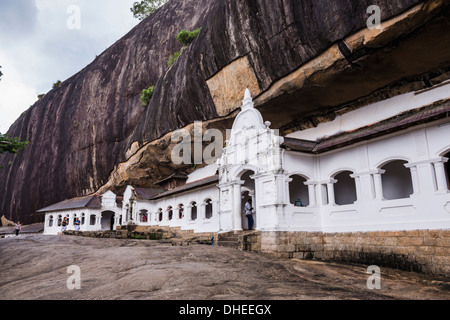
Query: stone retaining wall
63 229 216 246
64 230 165 240
260 229 450 277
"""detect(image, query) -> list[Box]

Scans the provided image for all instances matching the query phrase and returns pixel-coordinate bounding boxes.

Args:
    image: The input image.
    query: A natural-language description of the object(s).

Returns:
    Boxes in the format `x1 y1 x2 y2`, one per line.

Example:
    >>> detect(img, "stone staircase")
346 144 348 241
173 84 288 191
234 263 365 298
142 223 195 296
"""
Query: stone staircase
217 230 261 252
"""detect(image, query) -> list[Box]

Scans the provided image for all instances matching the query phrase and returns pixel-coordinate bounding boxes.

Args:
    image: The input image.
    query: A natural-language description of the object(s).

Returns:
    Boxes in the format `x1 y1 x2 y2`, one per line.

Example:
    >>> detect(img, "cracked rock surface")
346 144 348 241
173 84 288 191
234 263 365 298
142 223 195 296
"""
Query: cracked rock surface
0 235 448 300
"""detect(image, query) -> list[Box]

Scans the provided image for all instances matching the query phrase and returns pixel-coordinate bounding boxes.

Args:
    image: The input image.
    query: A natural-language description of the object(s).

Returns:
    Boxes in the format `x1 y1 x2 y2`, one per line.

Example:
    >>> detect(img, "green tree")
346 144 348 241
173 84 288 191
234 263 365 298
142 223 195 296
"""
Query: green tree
0 134 29 155
167 28 202 67
53 80 62 89
176 28 202 47
167 51 181 67
140 86 155 106
130 0 168 20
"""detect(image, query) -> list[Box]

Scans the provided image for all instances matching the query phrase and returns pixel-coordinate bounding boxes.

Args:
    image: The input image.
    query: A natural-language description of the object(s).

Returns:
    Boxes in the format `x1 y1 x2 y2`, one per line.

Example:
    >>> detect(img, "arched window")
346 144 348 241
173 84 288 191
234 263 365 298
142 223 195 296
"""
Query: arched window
90 214 96 226
178 204 184 219
167 206 173 221
158 209 163 222
205 199 213 219
444 151 450 189
381 160 413 200
289 175 309 207
334 171 357 205
57 215 62 227
139 210 148 223
48 215 54 227
81 213 85 225
191 202 197 221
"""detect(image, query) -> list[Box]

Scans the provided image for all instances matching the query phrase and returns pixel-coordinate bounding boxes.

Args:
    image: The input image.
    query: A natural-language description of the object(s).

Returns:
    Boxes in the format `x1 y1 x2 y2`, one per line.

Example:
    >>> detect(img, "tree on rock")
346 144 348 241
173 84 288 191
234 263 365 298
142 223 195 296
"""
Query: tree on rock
0 134 29 155
130 0 168 20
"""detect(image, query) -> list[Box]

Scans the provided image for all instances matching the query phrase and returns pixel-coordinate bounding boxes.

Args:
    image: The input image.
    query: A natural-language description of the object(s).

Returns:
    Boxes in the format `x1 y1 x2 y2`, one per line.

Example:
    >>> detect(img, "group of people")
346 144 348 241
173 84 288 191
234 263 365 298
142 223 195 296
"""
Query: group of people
60 216 81 233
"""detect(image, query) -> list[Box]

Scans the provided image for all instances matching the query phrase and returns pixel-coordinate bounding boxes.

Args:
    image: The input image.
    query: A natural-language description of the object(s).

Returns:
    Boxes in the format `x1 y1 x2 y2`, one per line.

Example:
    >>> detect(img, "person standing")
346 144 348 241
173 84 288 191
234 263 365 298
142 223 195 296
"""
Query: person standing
74 217 81 232
61 217 68 233
245 199 254 230
14 221 21 236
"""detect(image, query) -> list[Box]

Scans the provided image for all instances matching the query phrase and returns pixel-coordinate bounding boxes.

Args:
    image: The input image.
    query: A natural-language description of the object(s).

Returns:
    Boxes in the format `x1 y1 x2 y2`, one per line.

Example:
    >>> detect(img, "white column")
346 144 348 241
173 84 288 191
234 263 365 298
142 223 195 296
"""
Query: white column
408 165 420 195
285 177 292 204
434 161 449 193
305 181 317 206
350 174 362 202
373 170 385 200
320 184 328 205
326 179 337 206
233 182 243 231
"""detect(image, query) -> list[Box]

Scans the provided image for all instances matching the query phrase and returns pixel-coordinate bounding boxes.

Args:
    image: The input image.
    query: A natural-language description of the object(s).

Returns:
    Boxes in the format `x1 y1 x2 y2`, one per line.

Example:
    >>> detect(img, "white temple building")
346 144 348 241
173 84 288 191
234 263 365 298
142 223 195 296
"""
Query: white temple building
40 85 450 237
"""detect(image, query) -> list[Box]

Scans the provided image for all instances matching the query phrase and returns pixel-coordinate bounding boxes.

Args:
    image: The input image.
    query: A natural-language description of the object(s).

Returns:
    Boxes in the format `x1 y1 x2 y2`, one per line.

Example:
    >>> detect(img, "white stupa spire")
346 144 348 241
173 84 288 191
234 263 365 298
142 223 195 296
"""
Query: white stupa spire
242 88 254 110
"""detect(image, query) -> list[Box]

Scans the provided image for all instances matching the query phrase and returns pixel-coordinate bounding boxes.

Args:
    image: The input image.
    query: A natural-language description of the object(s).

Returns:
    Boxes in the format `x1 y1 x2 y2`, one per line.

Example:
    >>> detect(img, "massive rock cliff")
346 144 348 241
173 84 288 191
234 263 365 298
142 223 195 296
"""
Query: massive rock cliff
1 0 449 224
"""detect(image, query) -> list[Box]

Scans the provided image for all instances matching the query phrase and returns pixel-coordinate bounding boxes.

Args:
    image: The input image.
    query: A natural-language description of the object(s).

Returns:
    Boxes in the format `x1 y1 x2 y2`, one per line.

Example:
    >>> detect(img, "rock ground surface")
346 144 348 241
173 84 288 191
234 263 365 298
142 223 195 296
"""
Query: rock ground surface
0 235 448 300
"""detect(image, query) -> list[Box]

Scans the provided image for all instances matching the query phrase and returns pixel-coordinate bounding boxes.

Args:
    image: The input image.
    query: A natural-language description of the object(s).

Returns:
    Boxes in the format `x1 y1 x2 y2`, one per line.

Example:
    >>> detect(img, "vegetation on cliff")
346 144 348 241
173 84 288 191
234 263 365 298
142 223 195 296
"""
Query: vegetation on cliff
0 134 28 155
140 86 155 106
167 28 202 67
131 0 168 20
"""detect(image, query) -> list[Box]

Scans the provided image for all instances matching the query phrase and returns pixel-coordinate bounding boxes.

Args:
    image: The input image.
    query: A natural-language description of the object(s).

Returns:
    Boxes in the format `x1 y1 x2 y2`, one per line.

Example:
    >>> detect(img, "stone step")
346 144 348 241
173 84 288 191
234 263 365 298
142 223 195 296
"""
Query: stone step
217 230 261 251
218 232 239 239
217 241 241 249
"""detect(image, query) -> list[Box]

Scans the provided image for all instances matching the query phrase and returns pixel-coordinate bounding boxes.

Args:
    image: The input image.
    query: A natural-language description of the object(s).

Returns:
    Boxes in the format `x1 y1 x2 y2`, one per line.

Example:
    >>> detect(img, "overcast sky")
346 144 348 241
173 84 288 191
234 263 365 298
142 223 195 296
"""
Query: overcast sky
0 0 140 134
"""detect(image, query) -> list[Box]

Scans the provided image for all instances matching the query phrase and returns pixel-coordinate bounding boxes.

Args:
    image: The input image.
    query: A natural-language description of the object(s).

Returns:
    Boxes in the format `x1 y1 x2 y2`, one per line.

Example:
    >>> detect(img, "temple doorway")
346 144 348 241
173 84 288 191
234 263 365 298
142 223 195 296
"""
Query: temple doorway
240 170 256 230
101 211 115 231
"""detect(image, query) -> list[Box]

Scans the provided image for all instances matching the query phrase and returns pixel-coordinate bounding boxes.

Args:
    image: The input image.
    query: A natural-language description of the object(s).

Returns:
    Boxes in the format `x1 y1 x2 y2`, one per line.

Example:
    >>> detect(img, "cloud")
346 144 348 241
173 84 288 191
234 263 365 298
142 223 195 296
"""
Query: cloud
0 0 139 134
0 55 38 135
0 0 38 40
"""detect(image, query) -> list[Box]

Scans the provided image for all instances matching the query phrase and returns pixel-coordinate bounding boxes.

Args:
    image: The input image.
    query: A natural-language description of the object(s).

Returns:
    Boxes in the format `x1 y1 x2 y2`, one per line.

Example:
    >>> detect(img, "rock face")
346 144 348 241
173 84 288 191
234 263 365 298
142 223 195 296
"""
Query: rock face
1 0 449 224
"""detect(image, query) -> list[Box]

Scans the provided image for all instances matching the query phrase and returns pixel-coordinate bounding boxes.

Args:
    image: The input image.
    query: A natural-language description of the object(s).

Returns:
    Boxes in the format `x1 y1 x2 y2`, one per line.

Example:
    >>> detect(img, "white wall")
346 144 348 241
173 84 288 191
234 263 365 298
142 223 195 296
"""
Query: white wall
282 118 450 233
122 185 220 233
44 208 105 235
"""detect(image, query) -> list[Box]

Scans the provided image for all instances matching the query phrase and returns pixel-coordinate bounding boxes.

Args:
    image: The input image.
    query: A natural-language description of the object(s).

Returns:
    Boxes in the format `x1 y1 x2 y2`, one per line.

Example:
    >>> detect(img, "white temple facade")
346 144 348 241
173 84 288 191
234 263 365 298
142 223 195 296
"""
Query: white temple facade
42 85 450 236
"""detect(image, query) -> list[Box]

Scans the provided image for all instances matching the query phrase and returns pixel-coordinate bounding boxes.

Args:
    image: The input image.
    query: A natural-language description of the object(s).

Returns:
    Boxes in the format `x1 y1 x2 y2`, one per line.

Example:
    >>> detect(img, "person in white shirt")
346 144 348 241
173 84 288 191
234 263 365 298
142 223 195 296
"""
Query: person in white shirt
15 221 21 236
